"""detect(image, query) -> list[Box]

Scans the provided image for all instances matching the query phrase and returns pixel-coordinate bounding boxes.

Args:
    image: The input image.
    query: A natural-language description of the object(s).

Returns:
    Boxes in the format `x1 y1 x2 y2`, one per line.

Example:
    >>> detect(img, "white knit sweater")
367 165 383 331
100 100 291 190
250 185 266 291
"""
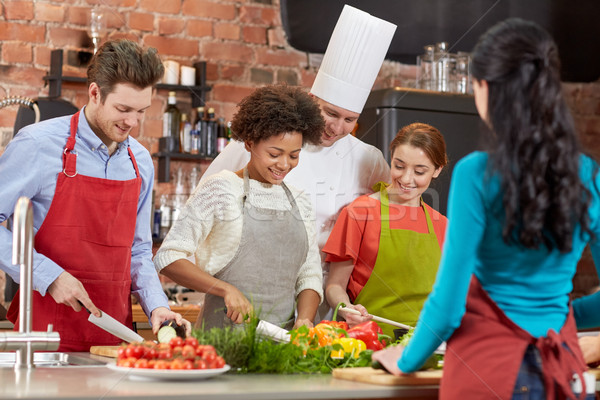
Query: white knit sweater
154 170 323 302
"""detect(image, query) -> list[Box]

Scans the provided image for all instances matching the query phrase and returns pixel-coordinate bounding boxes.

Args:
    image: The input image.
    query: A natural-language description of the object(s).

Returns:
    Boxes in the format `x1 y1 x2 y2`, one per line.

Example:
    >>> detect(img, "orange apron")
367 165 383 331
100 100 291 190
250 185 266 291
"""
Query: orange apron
441 276 589 399
8 111 140 351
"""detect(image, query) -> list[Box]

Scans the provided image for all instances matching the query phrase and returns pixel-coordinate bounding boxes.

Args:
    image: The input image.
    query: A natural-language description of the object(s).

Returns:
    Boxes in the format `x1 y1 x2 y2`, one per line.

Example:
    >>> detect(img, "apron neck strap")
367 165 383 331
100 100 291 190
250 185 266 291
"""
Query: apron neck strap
63 112 80 177
242 166 298 208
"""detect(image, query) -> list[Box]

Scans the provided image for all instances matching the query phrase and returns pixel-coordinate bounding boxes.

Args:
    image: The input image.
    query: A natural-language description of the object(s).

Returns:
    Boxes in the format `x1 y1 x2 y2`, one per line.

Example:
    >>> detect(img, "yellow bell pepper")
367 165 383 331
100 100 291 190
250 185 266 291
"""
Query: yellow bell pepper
330 337 366 359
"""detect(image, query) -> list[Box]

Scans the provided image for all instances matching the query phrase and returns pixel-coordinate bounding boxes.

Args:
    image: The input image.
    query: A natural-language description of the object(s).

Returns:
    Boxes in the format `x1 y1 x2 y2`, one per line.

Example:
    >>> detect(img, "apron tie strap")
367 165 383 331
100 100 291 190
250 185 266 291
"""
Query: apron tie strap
535 330 586 400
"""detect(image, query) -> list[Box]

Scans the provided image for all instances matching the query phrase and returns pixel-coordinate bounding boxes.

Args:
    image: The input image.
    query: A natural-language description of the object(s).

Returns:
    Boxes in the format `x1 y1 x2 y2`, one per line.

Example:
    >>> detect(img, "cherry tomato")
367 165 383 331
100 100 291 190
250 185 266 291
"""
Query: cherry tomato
181 345 196 360
182 360 194 370
117 346 128 360
194 359 207 370
184 337 199 347
157 349 173 360
125 344 144 359
142 346 157 360
154 360 170 370
214 356 226 369
169 337 185 349
170 358 185 370
134 359 149 369
204 352 217 364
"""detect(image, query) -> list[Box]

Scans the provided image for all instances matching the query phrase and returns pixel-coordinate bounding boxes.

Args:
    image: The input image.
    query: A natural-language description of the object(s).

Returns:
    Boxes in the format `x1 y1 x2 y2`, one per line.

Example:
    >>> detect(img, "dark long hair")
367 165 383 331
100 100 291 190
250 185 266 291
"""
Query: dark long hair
471 18 591 252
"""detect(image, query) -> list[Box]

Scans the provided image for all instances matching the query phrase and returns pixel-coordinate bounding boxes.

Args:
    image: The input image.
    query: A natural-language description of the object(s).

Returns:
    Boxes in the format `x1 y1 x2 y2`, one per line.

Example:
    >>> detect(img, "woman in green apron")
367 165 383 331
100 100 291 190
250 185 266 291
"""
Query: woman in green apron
154 85 325 329
322 123 448 338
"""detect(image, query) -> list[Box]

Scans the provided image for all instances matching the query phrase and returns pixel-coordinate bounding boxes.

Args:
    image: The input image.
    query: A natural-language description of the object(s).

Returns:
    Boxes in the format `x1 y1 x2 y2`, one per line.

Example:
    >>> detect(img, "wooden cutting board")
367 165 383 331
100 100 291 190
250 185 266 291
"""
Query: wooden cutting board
90 345 120 358
332 367 442 386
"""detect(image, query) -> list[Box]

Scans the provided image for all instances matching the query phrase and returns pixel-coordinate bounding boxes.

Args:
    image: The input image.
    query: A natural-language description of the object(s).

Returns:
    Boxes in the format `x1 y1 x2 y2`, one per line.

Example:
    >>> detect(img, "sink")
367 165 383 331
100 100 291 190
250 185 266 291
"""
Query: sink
0 352 107 367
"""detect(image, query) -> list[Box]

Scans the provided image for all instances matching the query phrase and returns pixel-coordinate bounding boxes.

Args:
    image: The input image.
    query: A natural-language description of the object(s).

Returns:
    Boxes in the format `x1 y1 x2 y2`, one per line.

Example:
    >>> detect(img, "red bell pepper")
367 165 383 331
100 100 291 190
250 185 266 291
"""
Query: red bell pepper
347 321 385 351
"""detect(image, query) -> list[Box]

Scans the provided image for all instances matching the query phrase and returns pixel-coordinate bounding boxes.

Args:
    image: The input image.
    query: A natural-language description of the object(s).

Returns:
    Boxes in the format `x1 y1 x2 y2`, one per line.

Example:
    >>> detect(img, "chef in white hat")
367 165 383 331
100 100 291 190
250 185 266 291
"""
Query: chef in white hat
202 5 397 322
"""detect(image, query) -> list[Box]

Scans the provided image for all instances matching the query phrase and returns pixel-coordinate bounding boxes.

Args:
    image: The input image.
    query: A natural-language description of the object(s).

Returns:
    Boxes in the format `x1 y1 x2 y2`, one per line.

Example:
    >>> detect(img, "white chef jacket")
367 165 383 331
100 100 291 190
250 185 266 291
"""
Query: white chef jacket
202 135 390 255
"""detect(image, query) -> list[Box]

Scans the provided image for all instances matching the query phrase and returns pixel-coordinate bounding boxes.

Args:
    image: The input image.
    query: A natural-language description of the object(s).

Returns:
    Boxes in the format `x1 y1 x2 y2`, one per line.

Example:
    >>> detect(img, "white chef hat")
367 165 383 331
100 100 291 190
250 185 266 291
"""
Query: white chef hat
310 5 397 114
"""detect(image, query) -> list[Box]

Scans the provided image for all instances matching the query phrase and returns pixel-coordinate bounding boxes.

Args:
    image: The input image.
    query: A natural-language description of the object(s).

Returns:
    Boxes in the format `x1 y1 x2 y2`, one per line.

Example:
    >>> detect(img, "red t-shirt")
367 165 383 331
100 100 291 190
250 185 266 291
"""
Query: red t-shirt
323 194 447 301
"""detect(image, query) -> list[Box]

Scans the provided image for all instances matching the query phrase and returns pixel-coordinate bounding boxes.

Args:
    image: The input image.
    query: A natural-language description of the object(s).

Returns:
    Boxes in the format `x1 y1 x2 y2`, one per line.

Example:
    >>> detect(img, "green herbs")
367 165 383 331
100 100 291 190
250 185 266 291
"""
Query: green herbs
192 318 257 370
192 317 373 374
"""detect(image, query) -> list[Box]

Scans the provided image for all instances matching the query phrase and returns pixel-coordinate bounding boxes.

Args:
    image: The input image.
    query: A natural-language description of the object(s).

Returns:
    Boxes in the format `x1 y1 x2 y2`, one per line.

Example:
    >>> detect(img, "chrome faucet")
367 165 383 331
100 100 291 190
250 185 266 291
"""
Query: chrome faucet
0 197 60 369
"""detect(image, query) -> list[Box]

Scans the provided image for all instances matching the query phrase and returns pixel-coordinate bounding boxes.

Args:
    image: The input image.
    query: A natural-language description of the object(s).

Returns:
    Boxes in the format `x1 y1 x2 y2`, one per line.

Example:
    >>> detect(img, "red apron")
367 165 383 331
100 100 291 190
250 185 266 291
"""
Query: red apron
7 111 141 352
441 276 588 400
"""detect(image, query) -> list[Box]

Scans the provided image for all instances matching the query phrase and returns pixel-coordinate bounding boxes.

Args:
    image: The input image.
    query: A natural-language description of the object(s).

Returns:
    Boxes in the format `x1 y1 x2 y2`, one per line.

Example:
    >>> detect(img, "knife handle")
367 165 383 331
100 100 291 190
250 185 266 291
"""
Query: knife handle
77 300 94 315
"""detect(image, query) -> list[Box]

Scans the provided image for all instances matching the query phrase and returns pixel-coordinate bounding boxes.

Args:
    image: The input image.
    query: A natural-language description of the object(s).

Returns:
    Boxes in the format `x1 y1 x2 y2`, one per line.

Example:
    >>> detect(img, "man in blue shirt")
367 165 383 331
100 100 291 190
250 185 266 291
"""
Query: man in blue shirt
0 39 188 351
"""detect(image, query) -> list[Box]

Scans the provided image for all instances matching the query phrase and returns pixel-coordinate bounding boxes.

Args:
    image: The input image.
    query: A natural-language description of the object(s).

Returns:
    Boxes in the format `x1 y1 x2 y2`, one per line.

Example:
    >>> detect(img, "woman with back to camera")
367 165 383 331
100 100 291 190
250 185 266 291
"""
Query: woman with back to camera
323 123 448 338
154 85 325 330
373 18 600 399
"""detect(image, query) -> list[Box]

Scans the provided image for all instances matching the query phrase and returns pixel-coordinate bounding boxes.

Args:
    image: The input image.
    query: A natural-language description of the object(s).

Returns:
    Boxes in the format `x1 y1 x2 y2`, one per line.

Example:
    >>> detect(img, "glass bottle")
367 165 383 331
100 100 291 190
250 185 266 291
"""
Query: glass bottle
417 45 435 90
159 194 172 240
162 91 181 139
192 106 204 156
179 113 192 153
216 117 228 154
204 107 217 158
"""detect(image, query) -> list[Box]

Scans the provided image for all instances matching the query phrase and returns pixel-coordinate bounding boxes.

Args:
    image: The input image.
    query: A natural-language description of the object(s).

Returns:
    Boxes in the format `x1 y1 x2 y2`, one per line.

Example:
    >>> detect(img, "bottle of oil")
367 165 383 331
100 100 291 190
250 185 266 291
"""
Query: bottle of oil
217 117 228 154
162 92 181 139
191 106 204 155
179 113 192 153
204 107 217 157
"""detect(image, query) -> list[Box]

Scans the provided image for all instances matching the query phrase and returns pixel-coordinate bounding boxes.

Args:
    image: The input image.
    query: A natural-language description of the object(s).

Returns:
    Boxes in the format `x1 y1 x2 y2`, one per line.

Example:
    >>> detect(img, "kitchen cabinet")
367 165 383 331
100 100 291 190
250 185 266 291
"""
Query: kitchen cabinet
43 49 214 183
356 87 484 215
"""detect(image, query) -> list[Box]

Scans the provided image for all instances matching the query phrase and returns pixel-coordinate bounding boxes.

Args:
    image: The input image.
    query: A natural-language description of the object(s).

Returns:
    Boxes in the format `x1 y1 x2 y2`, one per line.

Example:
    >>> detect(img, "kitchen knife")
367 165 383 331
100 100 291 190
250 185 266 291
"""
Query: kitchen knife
223 307 291 343
88 309 145 343
255 320 291 343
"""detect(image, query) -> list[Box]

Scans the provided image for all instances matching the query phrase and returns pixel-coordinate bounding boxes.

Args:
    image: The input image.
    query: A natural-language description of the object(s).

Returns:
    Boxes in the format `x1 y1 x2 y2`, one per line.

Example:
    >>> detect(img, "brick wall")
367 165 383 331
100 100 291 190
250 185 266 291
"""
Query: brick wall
1 1 599 298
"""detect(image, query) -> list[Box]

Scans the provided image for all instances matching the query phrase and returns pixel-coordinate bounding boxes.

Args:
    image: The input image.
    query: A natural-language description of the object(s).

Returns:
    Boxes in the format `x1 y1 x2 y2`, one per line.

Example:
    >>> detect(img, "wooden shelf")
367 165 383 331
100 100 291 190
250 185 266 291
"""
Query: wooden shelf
153 152 214 183
43 49 212 108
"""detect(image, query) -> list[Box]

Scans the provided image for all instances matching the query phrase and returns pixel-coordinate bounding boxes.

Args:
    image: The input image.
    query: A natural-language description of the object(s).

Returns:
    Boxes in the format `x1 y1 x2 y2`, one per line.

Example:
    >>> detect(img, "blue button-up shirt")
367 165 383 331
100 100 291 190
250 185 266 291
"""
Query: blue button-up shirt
0 107 168 317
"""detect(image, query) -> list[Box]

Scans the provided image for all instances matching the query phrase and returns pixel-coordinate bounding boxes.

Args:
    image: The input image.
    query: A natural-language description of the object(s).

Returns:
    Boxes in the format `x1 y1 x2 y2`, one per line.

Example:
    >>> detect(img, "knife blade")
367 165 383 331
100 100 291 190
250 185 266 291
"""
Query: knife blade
88 309 145 343
255 320 291 343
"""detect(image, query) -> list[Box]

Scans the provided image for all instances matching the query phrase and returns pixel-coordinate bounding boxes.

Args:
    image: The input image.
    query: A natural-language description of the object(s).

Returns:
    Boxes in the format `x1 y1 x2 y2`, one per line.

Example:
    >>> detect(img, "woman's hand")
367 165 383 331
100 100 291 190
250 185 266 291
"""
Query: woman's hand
150 306 192 336
578 334 600 364
371 345 405 376
293 318 314 329
339 303 372 327
223 285 252 324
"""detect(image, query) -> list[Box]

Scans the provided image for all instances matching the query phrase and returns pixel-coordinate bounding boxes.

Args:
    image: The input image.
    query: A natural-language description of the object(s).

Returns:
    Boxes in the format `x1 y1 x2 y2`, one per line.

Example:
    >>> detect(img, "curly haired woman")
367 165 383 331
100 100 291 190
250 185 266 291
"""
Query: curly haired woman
154 85 325 330
373 19 600 399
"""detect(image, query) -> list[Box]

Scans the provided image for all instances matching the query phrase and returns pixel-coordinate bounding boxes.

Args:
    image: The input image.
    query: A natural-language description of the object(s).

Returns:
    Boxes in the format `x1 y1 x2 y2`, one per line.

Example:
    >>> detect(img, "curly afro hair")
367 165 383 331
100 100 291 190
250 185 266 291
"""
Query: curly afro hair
230 85 324 146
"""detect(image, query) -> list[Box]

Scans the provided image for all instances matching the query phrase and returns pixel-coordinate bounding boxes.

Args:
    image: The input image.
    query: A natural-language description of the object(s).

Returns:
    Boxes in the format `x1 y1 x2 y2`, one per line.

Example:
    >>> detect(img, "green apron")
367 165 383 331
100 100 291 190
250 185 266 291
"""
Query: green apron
353 184 442 338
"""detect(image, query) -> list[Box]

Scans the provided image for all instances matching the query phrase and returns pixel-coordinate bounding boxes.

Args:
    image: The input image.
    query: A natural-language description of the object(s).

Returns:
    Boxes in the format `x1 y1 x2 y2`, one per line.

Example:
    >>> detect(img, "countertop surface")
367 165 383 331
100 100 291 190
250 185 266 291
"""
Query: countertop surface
0 353 439 400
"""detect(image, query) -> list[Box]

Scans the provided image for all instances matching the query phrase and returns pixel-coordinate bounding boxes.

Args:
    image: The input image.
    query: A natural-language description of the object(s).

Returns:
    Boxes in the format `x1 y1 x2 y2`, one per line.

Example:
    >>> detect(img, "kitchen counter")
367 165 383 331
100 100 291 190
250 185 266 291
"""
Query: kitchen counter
0 353 438 400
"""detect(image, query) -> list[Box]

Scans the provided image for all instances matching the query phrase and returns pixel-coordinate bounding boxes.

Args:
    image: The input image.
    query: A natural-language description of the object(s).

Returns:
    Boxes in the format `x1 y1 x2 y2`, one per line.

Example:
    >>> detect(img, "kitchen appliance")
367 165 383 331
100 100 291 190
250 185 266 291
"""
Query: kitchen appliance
355 87 484 215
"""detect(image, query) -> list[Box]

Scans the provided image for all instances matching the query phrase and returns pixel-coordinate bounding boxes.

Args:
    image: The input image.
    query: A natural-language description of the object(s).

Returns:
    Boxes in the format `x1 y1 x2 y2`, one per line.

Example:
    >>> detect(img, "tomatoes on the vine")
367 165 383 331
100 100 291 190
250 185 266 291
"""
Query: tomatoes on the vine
115 340 226 370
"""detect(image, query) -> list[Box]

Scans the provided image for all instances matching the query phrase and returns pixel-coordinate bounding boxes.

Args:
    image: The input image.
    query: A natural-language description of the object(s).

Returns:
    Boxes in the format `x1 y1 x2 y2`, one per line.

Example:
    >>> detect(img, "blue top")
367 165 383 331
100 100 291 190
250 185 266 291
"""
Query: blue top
0 108 168 317
398 151 600 372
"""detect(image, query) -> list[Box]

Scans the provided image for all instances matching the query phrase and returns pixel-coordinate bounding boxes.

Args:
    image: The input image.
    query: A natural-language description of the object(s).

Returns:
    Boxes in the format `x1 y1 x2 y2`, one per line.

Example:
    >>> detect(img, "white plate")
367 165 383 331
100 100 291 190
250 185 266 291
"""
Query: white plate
106 363 230 381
